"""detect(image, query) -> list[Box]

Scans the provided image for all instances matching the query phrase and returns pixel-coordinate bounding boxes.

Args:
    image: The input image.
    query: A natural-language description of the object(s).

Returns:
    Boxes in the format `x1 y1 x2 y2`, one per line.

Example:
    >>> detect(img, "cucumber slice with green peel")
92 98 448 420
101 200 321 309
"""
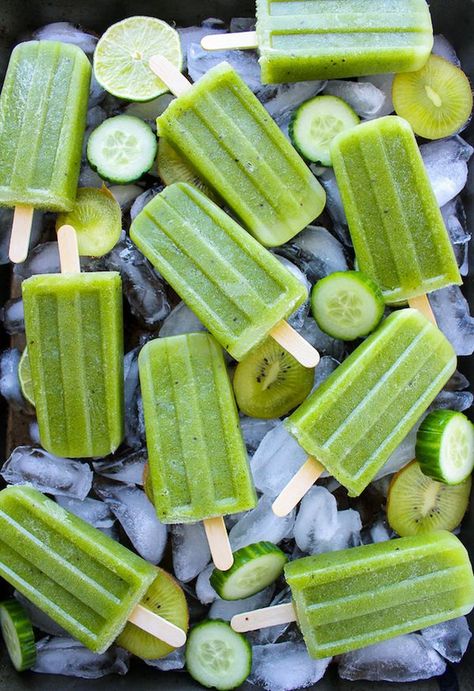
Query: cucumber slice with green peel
210 542 288 601
289 95 359 166
416 410 474 485
185 619 251 690
0 600 36 671
387 460 471 537
311 271 385 341
87 115 157 184
56 187 122 257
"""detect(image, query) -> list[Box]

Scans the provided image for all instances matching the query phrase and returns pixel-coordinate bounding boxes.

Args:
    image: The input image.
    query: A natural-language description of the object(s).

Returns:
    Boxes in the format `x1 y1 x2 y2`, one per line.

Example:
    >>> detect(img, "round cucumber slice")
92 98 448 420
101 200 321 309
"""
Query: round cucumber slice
289 95 359 166
0 600 36 671
393 54 473 140
186 619 251 690
416 410 474 485
87 115 157 184
387 460 471 537
210 542 288 601
56 187 122 257
311 270 385 341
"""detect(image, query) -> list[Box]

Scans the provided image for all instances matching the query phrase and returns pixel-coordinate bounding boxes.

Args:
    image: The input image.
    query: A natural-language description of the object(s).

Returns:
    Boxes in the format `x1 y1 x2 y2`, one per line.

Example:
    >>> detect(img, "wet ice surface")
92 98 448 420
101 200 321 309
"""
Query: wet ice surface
430 285 474 356
93 447 146 485
144 647 185 670
122 349 142 450
358 73 395 117
0 348 29 412
109 184 143 211
316 169 351 246
188 42 261 91
31 22 98 54
55 496 115 533
338 634 447 682
195 563 217 604
421 136 474 207
229 495 295 550
432 34 461 66
209 585 275 621
324 80 385 119
420 617 472 663
171 522 211 583
178 19 226 69
32 637 130 678
240 416 279 455
277 225 348 284
0 297 24 334
297 316 347 361
274 256 311 329
250 642 332 691
1 446 92 499
93 478 167 564
442 197 471 275
159 301 206 337
13 241 103 279
251 422 308 497
14 591 69 637
251 588 293 645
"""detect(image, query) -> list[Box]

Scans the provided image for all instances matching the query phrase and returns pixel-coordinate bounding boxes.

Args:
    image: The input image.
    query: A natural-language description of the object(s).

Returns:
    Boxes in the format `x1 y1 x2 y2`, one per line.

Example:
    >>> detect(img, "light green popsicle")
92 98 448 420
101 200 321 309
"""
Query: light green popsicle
331 116 462 304
130 182 307 362
22 272 124 458
0 41 91 211
285 309 456 496
0 486 157 653
139 333 257 523
255 0 433 84
156 62 325 246
285 531 474 658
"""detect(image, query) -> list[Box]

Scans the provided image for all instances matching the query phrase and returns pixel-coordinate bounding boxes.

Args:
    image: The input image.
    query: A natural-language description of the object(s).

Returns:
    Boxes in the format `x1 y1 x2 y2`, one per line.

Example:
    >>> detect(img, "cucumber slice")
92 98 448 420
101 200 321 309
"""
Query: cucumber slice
0 600 36 671
210 542 287 601
185 619 251 690
416 410 474 485
311 270 385 341
289 95 359 166
87 115 157 184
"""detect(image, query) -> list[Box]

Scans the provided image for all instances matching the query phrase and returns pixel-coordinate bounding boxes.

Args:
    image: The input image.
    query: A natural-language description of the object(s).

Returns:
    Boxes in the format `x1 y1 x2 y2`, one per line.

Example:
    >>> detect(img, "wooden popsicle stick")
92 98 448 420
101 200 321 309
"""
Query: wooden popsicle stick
149 55 193 96
201 31 259 52
231 603 297 633
57 224 81 274
271 320 320 368
272 457 324 517
204 516 234 571
9 205 34 264
129 603 187 647
408 294 437 325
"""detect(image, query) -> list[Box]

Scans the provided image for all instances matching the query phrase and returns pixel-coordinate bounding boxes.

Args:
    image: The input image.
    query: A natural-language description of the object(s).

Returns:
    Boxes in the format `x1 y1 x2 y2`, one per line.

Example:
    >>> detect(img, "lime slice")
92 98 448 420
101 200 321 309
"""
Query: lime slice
94 16 182 102
19 349 34 407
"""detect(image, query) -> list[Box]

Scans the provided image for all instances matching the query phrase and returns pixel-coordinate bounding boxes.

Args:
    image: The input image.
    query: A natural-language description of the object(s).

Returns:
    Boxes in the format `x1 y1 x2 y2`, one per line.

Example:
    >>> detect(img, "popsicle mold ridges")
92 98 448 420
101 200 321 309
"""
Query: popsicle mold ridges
130 183 308 361
285 531 474 658
256 0 433 83
0 486 156 653
285 309 456 496
331 116 462 303
0 41 91 211
139 333 257 523
23 272 124 458
156 62 325 246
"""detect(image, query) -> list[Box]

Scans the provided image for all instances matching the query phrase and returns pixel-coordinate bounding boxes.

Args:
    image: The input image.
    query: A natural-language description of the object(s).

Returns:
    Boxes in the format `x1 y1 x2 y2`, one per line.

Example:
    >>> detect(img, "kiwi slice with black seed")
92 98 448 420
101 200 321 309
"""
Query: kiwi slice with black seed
233 338 314 419
157 138 219 202
392 54 473 140
386 460 471 537
116 566 189 659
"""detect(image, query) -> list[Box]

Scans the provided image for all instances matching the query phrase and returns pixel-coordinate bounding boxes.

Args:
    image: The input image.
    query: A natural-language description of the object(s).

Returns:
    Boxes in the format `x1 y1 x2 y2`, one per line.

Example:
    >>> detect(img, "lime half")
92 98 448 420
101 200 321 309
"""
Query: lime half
94 16 182 102
19 349 34 407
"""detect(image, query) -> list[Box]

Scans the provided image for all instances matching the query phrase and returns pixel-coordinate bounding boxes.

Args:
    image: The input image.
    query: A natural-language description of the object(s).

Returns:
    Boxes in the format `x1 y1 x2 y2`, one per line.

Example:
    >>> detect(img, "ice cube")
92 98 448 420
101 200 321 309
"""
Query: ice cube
178 20 226 68
130 186 163 221
187 42 261 92
358 74 395 117
312 356 340 392
0 207 43 265
368 518 392 544
122 348 142 450
230 17 256 32
316 169 352 246
195 564 217 604
14 591 68 637
89 73 105 108
293 486 338 554
374 425 419 479
14 242 103 279
1 446 92 499
0 297 24 334
430 285 474 356
338 634 446 682
93 478 167 564
324 80 385 119
260 80 326 126
274 255 311 329
32 637 129 678
250 641 331 691
251 421 308 498
144 647 185 670
55 496 115 533
421 136 473 207
125 94 174 127
109 184 143 212
0 348 29 412
442 197 471 275
32 22 98 54
251 588 294 645
93 448 146 485
297 316 347 361
171 522 211 583
276 225 348 284
209 586 275 621
159 301 206 337
240 416 279 455
431 388 474 413
432 35 461 66
420 617 472 663
229 495 295 551
29 421 40 444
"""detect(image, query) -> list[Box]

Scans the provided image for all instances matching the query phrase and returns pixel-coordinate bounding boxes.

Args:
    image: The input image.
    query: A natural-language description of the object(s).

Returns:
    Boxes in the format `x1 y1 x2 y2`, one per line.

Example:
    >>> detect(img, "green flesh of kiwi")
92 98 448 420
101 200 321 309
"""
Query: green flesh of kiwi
387 460 471 537
233 338 314 419
157 138 219 203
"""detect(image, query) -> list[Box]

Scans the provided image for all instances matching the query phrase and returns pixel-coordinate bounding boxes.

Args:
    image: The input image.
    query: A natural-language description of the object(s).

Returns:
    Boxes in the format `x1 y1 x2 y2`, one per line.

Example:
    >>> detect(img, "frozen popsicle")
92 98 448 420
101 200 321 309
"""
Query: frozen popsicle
22 226 124 458
272 309 456 516
131 182 318 367
0 41 91 262
201 0 433 84
331 116 462 320
231 531 474 658
139 332 257 569
0 485 187 652
149 56 325 247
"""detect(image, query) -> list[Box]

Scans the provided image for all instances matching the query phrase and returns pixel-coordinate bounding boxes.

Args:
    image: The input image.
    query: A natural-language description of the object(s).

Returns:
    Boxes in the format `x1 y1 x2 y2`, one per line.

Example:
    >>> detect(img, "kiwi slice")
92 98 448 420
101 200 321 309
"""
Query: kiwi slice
233 337 314 419
116 566 189 659
56 186 122 257
392 54 473 140
157 138 219 203
386 460 471 537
